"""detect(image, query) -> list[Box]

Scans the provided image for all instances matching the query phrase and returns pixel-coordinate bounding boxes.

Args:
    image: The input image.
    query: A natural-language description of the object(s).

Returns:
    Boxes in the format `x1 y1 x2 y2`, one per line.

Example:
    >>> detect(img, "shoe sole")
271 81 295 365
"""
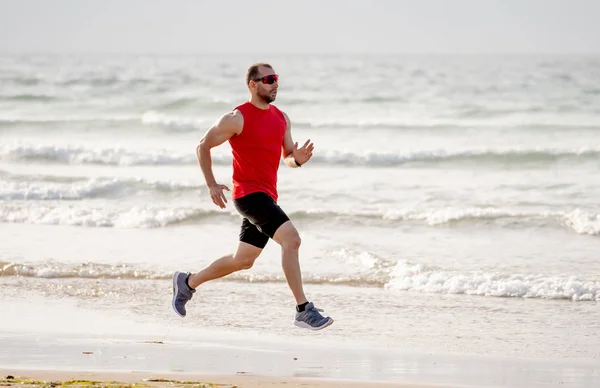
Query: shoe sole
172 271 185 318
294 318 334 331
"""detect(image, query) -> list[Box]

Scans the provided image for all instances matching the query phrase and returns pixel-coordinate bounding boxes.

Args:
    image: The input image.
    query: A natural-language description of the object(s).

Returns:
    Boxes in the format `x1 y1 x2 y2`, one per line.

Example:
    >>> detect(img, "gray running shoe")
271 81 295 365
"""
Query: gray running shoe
294 302 334 330
172 271 195 317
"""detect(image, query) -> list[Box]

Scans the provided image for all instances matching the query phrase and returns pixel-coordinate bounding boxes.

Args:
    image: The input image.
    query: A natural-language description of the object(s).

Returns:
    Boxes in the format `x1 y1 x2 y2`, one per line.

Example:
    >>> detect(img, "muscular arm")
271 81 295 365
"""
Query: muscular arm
196 110 243 207
281 111 314 168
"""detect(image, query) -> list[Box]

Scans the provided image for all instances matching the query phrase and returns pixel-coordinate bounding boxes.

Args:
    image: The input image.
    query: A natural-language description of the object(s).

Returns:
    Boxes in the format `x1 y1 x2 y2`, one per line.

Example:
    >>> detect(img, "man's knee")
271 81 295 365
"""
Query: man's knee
235 256 256 270
283 233 301 251
274 222 301 251
233 242 262 270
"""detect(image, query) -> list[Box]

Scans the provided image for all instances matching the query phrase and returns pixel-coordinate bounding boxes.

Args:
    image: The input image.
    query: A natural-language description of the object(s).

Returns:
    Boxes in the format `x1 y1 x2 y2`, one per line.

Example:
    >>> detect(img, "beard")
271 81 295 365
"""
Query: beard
257 88 276 104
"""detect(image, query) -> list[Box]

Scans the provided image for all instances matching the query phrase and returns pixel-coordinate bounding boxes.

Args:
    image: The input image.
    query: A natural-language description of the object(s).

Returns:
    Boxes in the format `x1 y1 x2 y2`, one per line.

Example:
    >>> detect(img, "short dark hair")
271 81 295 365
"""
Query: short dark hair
246 63 273 85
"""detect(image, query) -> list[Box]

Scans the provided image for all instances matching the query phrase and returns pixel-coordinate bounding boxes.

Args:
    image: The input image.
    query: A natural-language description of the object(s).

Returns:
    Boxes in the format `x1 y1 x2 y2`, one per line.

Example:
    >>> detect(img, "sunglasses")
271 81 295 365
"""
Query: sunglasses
254 74 279 84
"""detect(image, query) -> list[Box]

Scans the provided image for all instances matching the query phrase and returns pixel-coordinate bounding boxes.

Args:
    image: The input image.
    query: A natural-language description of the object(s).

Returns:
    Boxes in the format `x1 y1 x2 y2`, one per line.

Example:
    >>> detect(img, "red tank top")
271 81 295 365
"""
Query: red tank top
229 102 286 201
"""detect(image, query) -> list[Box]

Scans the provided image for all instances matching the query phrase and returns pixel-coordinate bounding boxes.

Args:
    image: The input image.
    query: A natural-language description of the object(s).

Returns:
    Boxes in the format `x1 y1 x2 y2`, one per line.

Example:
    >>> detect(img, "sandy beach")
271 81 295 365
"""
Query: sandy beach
0 331 445 388
0 369 412 388
2 327 599 388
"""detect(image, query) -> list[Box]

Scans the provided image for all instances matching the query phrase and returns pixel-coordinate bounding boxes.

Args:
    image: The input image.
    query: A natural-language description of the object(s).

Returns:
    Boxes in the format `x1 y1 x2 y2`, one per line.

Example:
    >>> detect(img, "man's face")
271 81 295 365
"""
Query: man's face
252 66 278 103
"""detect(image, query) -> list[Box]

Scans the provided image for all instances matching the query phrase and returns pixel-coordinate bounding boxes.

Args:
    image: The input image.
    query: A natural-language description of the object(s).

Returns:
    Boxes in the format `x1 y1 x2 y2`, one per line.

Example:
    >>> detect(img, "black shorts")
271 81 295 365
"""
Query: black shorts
233 191 290 249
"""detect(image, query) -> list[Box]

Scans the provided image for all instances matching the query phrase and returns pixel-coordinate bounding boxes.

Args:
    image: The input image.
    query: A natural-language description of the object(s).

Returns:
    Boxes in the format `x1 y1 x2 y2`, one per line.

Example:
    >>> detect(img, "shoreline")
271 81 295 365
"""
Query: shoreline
1 330 599 388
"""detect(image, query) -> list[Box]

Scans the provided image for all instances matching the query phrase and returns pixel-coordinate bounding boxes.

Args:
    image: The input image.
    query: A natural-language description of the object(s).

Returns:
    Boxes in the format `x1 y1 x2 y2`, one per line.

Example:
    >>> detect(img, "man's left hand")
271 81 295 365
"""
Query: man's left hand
292 139 314 165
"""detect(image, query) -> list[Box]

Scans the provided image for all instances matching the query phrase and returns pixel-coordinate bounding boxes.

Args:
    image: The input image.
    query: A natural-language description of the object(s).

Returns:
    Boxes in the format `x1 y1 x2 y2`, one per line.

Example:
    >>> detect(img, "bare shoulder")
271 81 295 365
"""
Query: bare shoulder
217 110 244 135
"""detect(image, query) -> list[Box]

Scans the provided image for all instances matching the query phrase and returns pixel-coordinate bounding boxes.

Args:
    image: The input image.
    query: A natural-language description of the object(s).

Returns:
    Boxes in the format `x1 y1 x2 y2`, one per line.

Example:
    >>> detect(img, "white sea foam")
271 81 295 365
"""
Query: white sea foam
0 204 226 228
0 143 198 165
3 257 598 302
294 115 600 130
141 111 212 132
3 142 599 166
564 209 600 236
386 261 600 301
0 177 201 201
382 207 548 225
1 201 597 236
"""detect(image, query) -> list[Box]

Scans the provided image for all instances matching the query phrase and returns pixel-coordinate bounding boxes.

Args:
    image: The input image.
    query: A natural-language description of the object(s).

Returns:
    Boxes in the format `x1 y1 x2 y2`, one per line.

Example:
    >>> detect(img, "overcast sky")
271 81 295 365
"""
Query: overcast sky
1 0 598 55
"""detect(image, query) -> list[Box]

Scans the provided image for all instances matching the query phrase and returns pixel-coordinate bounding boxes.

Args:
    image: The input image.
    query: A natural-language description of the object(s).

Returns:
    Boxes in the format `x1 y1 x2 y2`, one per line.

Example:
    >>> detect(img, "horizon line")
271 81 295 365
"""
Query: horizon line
1 50 599 56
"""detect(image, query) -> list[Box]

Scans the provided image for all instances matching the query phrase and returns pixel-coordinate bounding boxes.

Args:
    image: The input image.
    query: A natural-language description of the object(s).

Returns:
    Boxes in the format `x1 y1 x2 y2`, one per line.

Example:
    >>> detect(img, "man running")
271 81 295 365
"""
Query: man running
171 63 334 331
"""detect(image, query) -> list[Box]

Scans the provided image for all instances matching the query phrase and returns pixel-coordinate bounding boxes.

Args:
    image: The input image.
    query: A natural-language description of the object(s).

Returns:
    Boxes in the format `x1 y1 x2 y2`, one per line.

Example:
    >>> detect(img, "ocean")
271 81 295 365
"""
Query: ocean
1 54 599 366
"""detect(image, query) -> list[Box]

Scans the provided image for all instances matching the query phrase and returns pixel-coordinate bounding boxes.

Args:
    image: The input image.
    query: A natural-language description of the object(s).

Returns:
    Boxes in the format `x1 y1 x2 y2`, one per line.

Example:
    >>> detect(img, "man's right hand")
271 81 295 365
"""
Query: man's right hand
208 183 230 209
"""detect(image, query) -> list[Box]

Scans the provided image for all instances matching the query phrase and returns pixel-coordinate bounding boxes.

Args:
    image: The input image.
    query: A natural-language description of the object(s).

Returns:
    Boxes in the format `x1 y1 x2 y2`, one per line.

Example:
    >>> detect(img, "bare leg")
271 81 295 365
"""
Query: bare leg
273 221 308 305
187 242 262 288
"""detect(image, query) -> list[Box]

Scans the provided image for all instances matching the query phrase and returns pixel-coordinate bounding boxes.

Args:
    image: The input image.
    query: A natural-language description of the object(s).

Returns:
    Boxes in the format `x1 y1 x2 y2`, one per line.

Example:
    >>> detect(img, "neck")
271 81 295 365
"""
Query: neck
249 95 270 110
